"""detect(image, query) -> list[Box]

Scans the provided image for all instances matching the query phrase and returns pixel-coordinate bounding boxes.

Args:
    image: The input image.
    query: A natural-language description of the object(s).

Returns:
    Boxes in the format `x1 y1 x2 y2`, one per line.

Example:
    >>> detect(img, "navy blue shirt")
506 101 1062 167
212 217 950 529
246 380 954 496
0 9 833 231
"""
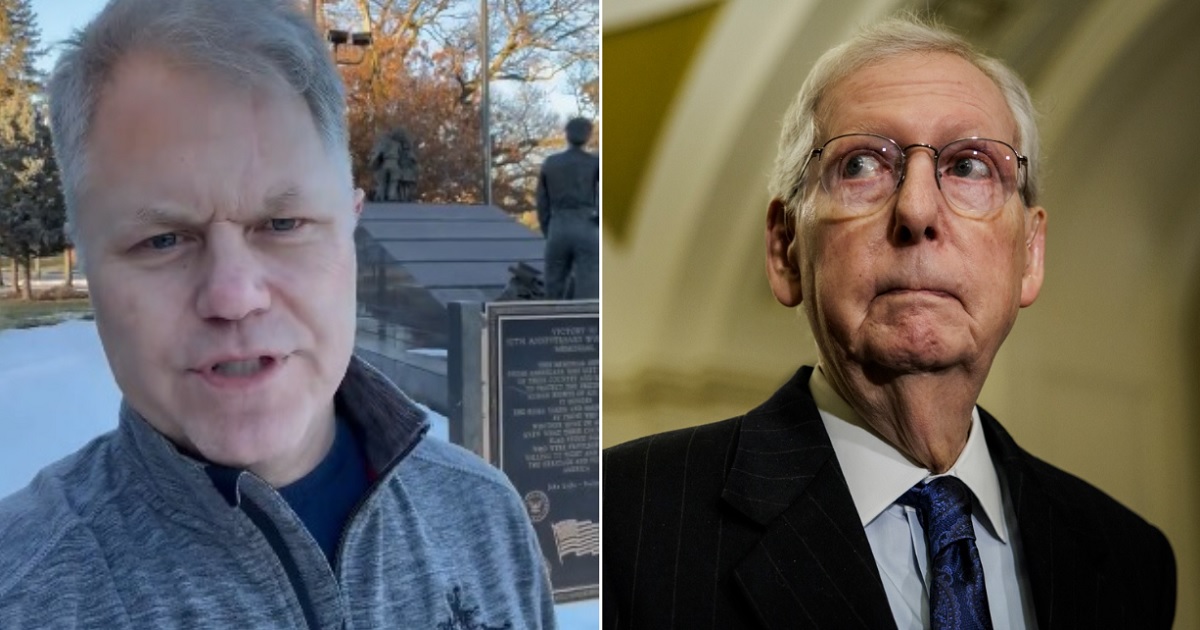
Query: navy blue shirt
278 418 372 567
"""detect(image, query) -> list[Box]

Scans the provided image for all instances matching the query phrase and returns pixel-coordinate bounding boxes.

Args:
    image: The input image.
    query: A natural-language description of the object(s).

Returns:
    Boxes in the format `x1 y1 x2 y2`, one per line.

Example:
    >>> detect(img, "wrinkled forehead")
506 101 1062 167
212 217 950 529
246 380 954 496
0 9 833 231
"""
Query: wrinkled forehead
814 51 1018 145
79 47 299 164
78 54 336 220
121 44 291 95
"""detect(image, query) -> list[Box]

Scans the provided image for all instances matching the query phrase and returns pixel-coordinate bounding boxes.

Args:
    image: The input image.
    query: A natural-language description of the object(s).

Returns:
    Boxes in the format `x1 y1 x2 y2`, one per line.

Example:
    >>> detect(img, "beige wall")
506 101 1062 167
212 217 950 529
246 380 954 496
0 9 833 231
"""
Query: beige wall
602 0 1200 624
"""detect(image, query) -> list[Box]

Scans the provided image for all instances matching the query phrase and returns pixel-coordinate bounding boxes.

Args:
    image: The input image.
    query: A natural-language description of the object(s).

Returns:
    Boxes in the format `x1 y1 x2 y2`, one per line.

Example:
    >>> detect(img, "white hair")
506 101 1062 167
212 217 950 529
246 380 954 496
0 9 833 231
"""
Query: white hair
769 15 1042 215
47 0 350 245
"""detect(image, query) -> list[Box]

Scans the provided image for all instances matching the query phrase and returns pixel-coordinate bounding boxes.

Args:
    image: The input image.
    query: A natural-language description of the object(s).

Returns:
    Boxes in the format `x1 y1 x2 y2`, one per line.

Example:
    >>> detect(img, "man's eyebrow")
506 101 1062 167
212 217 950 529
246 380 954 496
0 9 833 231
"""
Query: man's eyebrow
263 186 301 215
129 187 303 228
133 206 197 228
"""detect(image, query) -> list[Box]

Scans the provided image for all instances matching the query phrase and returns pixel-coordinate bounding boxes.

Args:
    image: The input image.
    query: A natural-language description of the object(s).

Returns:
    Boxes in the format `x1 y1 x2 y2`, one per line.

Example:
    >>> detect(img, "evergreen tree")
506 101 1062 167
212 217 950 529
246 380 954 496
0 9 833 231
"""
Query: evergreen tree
0 0 38 145
0 110 66 298
0 0 65 300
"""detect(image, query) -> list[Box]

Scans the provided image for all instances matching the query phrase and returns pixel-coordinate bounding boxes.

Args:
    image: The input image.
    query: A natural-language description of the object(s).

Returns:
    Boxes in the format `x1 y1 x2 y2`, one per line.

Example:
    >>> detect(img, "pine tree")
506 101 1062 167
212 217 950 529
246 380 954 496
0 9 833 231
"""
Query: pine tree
0 0 38 145
0 0 65 300
0 111 66 298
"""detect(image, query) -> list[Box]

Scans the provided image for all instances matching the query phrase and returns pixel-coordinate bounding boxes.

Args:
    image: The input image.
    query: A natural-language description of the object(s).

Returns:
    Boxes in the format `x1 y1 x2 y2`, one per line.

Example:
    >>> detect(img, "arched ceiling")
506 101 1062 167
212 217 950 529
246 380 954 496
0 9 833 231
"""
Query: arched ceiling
604 0 720 31
602 4 721 243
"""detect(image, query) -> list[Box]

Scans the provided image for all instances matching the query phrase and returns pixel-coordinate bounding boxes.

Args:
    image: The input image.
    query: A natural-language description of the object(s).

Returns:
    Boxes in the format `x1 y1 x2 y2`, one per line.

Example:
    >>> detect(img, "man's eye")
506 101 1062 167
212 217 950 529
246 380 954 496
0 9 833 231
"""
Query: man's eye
841 153 886 179
947 156 992 180
144 233 178 250
264 218 302 231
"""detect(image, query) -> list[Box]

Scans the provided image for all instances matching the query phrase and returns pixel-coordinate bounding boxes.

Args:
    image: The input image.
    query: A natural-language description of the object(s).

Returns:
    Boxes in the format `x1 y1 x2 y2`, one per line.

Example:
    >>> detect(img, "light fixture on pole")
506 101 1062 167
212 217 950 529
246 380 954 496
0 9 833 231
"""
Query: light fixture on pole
327 29 373 65
313 1 372 66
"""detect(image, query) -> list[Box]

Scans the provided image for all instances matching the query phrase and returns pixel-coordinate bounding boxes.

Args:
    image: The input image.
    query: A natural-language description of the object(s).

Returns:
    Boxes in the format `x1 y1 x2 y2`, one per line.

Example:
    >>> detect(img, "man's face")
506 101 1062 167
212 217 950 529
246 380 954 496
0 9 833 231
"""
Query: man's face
76 53 362 478
767 52 1046 377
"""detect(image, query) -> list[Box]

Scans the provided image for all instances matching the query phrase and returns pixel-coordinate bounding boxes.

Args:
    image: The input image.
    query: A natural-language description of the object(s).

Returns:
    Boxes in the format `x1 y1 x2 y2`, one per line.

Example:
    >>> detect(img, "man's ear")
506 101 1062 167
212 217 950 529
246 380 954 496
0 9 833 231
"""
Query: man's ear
353 188 365 220
765 198 803 307
1019 205 1047 307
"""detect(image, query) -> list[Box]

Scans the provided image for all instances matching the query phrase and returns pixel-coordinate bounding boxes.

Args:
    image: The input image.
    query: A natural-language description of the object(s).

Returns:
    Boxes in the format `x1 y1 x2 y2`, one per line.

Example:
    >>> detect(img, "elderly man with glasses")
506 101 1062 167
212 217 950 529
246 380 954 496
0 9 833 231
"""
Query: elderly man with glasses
603 16 1176 630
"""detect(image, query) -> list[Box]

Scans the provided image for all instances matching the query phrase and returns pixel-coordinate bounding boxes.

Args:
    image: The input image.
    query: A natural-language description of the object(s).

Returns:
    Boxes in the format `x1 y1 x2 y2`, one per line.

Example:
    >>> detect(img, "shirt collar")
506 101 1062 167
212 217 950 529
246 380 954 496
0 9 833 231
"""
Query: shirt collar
809 365 1009 543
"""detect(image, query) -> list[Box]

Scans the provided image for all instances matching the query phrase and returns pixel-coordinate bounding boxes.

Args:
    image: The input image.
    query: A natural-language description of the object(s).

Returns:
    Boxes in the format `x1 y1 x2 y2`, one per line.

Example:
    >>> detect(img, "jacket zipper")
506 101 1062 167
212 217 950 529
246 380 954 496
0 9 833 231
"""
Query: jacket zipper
235 421 430 629
332 424 430 574
242 497 322 630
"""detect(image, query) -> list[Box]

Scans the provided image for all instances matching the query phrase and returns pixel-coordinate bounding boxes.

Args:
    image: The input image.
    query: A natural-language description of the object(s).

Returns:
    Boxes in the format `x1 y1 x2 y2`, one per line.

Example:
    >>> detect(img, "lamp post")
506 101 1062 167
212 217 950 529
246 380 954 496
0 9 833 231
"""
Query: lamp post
480 0 492 206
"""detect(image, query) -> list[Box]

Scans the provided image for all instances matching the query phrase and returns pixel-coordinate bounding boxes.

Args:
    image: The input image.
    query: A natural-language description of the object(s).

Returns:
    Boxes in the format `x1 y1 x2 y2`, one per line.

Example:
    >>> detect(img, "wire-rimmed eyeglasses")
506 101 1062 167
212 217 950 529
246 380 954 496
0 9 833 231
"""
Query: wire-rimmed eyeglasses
798 133 1029 216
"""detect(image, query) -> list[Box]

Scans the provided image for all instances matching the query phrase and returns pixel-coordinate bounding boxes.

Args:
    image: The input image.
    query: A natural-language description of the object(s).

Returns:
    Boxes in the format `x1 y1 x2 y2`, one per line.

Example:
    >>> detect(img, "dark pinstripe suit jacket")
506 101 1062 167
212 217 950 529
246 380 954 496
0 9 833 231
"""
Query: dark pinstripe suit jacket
603 366 1176 629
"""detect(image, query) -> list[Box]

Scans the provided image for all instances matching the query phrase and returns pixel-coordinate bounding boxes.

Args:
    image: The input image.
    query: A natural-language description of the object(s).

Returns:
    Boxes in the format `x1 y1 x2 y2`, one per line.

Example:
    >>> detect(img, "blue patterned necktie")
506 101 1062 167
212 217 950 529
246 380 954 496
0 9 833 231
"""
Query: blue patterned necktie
899 476 993 630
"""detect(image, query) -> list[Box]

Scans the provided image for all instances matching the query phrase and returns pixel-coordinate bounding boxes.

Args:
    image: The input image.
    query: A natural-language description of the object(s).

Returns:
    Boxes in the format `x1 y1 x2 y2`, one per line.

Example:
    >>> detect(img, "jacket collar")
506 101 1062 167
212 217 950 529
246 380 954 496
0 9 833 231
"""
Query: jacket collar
979 410 1107 629
721 366 836 523
331 353 429 472
117 354 429 526
721 365 1109 629
723 366 898 629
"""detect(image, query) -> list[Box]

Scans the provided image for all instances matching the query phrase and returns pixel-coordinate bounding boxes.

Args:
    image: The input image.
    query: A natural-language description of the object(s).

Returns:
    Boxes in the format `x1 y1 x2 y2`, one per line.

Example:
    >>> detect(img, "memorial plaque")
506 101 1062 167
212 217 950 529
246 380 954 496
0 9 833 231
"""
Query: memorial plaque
486 301 599 603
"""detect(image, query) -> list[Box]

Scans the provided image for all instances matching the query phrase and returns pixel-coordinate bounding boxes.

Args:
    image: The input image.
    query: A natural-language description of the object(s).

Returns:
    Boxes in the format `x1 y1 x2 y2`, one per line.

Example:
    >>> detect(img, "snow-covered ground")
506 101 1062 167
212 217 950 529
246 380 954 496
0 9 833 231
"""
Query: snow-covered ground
0 320 597 628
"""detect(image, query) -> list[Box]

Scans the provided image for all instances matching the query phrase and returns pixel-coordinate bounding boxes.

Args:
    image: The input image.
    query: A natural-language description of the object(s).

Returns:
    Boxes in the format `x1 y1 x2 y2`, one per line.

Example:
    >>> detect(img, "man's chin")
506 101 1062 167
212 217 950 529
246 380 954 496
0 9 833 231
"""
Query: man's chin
858 339 968 377
849 318 972 371
183 424 296 471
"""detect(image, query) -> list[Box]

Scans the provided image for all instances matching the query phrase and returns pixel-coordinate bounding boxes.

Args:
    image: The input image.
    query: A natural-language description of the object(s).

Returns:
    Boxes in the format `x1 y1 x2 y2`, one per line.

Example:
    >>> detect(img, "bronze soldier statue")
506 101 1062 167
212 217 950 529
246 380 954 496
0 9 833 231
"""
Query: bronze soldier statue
394 130 418 202
370 128 418 202
537 117 599 300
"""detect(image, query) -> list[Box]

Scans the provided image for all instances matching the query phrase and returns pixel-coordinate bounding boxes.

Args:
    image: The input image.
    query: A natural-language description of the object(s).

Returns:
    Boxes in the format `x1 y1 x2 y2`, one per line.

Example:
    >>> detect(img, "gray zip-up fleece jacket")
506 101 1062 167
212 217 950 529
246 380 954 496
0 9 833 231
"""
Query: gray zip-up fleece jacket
0 355 556 628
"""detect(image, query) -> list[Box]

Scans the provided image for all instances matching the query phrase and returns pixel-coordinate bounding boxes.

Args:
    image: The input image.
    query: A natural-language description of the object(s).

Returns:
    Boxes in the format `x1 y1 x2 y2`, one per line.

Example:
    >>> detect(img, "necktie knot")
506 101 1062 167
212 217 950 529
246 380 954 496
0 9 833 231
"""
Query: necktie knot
900 476 977 559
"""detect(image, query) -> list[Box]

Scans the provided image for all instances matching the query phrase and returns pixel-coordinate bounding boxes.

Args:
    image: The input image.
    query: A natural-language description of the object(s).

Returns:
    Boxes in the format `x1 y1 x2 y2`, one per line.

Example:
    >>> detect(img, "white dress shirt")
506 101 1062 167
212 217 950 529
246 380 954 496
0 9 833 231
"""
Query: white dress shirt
808 366 1037 630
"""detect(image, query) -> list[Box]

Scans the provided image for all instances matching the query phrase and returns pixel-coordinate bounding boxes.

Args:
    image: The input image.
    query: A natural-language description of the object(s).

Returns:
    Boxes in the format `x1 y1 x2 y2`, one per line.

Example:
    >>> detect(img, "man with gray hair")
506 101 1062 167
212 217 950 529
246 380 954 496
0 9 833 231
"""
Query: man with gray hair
603 16 1175 629
0 0 555 628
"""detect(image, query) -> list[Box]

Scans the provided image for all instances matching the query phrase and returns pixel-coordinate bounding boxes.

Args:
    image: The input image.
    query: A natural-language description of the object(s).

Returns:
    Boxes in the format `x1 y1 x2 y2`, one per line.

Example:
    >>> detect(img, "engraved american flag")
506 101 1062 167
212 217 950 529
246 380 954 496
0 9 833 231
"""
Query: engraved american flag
551 518 599 562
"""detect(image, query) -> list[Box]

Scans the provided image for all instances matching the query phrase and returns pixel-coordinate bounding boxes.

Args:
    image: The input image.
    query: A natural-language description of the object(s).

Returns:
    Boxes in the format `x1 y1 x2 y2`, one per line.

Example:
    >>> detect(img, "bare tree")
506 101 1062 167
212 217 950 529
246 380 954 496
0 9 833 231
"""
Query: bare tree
322 0 597 214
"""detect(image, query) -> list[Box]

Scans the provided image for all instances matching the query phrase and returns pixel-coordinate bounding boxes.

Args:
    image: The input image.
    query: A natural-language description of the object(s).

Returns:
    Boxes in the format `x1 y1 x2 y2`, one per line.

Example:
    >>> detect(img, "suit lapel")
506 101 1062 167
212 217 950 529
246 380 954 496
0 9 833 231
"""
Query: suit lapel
723 367 896 630
981 412 1106 629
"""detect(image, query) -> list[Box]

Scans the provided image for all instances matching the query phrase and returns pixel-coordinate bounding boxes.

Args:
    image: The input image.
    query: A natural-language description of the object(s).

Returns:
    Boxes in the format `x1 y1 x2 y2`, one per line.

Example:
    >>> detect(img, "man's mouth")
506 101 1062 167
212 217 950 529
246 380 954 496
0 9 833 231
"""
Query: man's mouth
884 288 953 298
210 357 275 377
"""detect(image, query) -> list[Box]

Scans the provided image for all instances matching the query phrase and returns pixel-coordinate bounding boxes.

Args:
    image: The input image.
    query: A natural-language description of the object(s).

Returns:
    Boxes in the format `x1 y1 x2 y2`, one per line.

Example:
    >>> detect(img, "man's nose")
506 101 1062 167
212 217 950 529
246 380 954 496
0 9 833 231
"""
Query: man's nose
194 229 271 321
890 150 943 245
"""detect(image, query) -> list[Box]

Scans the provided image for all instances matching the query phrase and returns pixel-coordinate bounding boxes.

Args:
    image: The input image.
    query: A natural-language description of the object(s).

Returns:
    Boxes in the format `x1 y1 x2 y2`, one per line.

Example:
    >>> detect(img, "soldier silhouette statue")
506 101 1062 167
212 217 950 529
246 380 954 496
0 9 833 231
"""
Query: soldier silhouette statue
537 117 599 300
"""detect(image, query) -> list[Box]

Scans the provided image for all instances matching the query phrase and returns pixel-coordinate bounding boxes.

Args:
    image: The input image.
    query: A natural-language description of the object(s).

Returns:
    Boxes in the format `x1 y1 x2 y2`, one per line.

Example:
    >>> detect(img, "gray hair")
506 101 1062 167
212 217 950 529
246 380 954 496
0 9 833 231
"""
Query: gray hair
769 15 1042 215
48 0 349 242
